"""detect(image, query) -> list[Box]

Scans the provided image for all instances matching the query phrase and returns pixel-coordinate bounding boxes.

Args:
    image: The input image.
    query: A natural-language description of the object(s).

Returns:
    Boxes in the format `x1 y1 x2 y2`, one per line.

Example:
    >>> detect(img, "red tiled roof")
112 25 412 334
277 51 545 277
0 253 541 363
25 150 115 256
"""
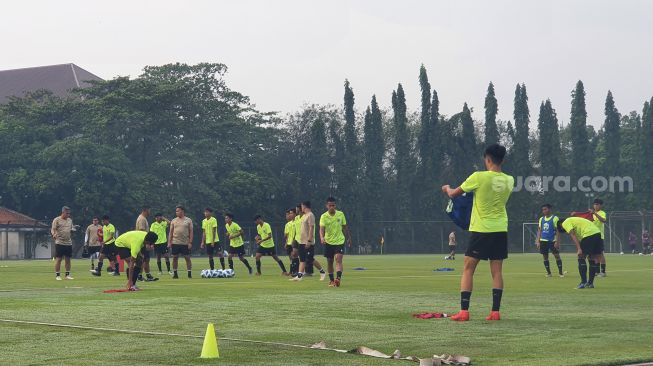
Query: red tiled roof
0 63 103 103
0 207 47 227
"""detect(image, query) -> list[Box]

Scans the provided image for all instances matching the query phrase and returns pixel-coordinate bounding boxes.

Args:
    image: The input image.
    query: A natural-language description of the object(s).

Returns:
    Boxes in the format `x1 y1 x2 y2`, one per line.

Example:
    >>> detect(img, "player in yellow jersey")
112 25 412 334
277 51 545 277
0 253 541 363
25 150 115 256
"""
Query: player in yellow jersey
253 215 288 276
91 215 119 277
201 208 225 271
590 199 607 277
284 209 299 276
557 217 602 289
150 213 171 275
319 197 352 287
225 213 253 274
115 231 158 291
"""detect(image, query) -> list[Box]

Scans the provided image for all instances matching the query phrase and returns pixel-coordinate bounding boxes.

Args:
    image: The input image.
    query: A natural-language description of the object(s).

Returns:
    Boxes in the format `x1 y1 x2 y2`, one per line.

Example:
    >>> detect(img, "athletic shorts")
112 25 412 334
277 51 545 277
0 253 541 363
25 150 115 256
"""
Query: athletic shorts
324 244 345 259
580 234 603 256
449 245 456 251
205 243 223 256
102 243 117 257
285 245 294 256
298 244 308 262
465 232 508 260
539 241 559 255
256 246 276 256
171 244 190 256
597 238 605 252
229 245 245 256
154 244 168 255
142 247 151 261
87 246 101 254
301 244 315 262
55 244 72 258
116 247 133 260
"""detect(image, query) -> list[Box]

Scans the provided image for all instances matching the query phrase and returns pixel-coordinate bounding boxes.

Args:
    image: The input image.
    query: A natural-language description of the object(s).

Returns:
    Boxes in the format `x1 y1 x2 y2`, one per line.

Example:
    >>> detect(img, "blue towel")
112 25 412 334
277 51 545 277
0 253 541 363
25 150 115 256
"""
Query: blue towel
446 192 473 230
352 267 367 271
434 268 455 272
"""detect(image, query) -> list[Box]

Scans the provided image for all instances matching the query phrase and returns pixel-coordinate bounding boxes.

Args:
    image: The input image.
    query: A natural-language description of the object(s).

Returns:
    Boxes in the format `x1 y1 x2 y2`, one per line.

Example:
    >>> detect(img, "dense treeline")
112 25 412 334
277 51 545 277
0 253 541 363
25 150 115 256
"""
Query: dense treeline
1 63 652 251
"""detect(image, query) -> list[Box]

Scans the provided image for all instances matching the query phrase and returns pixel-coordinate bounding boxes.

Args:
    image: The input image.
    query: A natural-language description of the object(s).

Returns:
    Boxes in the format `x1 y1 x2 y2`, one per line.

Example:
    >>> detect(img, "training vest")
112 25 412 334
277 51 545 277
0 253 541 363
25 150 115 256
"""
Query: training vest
540 216 557 241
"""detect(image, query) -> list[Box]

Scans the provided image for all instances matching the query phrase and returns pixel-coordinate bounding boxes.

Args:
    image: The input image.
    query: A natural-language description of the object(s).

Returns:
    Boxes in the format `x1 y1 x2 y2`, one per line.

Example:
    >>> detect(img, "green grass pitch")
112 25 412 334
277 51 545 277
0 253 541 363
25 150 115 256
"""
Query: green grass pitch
0 254 652 366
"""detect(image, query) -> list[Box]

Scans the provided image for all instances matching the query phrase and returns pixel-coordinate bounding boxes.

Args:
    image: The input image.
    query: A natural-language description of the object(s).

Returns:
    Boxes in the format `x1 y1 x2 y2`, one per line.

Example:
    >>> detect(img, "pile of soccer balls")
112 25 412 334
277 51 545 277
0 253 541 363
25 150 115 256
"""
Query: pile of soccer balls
200 269 235 278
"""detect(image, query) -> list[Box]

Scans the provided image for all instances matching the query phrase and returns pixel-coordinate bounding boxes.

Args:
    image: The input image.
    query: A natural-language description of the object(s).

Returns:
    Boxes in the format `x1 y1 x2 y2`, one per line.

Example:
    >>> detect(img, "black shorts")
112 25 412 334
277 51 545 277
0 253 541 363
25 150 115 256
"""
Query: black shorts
580 234 603 256
597 238 605 252
465 232 508 260
171 244 190 256
285 245 294 256
324 244 345 259
539 241 559 255
449 245 456 251
228 245 246 256
116 247 132 260
154 244 168 255
298 244 307 262
55 244 72 258
102 243 117 257
87 246 101 254
206 243 223 256
256 246 276 256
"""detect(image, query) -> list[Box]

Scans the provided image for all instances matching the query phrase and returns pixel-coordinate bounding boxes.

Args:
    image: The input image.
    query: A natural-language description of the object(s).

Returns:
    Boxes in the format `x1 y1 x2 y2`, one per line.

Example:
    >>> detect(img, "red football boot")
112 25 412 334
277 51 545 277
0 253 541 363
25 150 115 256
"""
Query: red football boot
334 278 341 287
485 311 501 321
450 310 470 321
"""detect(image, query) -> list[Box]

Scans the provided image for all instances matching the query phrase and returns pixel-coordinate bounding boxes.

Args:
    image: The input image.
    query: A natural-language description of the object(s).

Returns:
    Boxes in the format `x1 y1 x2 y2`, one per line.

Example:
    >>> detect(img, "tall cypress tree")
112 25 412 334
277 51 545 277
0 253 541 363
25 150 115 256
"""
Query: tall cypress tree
537 99 562 177
429 90 441 181
641 99 653 203
512 83 531 178
570 80 591 180
363 96 385 221
484 82 499 146
391 84 413 219
328 117 345 196
418 65 432 178
603 90 621 177
342 79 359 211
307 114 330 200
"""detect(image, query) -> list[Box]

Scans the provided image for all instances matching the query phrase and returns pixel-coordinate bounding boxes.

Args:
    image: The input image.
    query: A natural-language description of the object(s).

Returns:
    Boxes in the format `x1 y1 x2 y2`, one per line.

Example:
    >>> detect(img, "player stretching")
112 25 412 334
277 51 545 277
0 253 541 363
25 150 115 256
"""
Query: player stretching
52 206 75 280
254 215 288 276
135 206 157 281
557 217 602 289
284 209 299 276
84 217 102 270
292 201 327 281
150 213 171 275
536 204 565 277
442 144 514 321
225 213 253 274
319 197 352 287
114 231 158 291
201 208 225 271
168 206 193 279
591 199 607 277
92 215 119 276
446 231 457 260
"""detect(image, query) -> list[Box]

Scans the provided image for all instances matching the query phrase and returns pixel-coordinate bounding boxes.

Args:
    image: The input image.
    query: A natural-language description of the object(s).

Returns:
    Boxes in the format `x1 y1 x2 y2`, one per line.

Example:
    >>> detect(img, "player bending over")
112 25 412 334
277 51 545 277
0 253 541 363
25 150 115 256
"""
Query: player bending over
441 144 514 321
201 208 225 271
254 215 288 276
536 204 565 277
115 231 158 291
150 213 172 275
319 197 352 287
168 205 193 279
225 213 253 274
284 209 299 276
557 217 602 289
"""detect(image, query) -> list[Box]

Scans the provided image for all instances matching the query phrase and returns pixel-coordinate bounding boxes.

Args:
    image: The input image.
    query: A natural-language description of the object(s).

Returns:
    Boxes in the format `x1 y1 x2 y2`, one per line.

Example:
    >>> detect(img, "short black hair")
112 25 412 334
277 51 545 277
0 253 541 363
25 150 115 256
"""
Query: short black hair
556 219 566 233
225 213 234 219
593 198 603 205
254 215 262 221
326 196 336 203
92 216 99 220
302 201 311 208
205 207 213 212
286 208 296 214
542 203 552 209
142 206 150 211
176 205 185 212
102 215 110 220
155 213 162 217
484 144 507 165
144 232 158 244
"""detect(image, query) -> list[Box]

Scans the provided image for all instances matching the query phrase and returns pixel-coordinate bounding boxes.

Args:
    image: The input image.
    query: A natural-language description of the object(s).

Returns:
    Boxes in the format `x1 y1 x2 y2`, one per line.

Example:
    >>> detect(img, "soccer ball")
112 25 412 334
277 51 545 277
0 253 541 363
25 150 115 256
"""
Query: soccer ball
210 270 220 278
639 253 644 256
620 252 624 255
224 269 234 278
200 269 209 278
216 269 225 278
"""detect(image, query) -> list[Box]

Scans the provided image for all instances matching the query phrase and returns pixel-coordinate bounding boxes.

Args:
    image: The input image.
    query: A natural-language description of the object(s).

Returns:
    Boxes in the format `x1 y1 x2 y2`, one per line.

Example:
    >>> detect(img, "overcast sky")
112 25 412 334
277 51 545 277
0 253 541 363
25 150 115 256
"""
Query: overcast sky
2 0 652 127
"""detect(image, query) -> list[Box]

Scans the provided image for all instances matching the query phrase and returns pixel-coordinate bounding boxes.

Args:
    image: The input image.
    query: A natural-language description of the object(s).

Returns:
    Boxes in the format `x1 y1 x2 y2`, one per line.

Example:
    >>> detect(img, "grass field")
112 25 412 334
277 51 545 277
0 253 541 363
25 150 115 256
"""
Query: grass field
1 254 652 366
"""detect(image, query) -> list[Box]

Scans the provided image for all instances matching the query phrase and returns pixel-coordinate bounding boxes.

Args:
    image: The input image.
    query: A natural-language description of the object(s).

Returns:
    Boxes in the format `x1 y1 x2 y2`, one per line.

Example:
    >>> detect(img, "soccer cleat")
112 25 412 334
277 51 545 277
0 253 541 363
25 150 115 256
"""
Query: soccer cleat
157 271 163 276
248 267 253 275
291 276 303 281
450 310 470 322
319 272 326 281
168 271 174 275
55 276 62 281
334 278 341 287
137 275 144 282
144 277 159 282
129 285 140 291
255 272 261 276
91 270 101 277
576 282 586 289
585 283 595 288
559 271 568 278
486 311 501 321
172 274 179 279
111 271 120 276
65 275 74 280
598 272 606 277
328 281 336 287
545 273 552 278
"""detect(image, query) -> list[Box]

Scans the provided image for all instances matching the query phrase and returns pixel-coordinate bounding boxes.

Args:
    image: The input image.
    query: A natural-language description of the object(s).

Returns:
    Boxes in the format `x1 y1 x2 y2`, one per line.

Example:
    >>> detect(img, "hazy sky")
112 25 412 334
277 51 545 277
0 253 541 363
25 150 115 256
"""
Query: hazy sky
2 0 652 127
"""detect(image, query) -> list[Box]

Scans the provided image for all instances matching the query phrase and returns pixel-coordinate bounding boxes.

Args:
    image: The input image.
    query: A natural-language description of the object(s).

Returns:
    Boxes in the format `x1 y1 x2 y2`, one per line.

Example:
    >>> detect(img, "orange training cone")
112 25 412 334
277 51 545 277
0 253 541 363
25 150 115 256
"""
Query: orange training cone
200 323 219 358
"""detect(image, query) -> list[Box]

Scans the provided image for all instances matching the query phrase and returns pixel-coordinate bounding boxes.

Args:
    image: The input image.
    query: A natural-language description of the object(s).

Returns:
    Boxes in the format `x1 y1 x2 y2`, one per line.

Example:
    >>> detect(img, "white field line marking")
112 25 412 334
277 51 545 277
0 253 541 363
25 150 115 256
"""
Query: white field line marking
0 319 349 354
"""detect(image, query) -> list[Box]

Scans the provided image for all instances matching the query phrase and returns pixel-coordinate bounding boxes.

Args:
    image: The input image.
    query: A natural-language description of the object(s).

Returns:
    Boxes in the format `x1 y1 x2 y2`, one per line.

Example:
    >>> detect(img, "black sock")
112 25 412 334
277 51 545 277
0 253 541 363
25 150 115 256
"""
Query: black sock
297 272 304 278
556 259 563 274
256 260 262 274
65 271 70 276
157 260 162 272
336 270 342 279
228 258 234 270
114 262 119 274
329 273 335 281
277 260 287 272
492 288 503 311
543 260 551 275
97 261 103 272
173 270 178 277
132 267 141 283
242 259 252 270
55 272 60 277
219 257 225 270
319 268 325 274
600 263 606 274
291 258 299 273
209 258 215 270
165 259 170 272
578 258 587 283
187 270 192 278
461 291 472 311
588 261 598 284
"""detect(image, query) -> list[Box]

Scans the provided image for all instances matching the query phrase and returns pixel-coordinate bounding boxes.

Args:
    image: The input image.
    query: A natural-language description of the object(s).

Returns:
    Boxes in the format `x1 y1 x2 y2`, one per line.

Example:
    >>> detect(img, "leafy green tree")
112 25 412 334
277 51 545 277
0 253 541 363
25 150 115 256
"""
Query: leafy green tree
484 82 499 146
512 83 531 178
537 99 562 177
602 91 621 177
391 84 414 219
363 96 385 221
569 80 591 180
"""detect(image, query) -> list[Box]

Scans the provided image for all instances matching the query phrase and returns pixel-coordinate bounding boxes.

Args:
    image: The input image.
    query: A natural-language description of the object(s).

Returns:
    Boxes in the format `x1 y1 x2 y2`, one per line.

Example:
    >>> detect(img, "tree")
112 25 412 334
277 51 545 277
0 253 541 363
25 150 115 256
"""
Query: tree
340 79 360 214
602 91 621 177
512 83 531 178
363 96 385 221
484 82 499 146
570 80 591 180
417 65 433 178
391 84 414 219
537 99 562 177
